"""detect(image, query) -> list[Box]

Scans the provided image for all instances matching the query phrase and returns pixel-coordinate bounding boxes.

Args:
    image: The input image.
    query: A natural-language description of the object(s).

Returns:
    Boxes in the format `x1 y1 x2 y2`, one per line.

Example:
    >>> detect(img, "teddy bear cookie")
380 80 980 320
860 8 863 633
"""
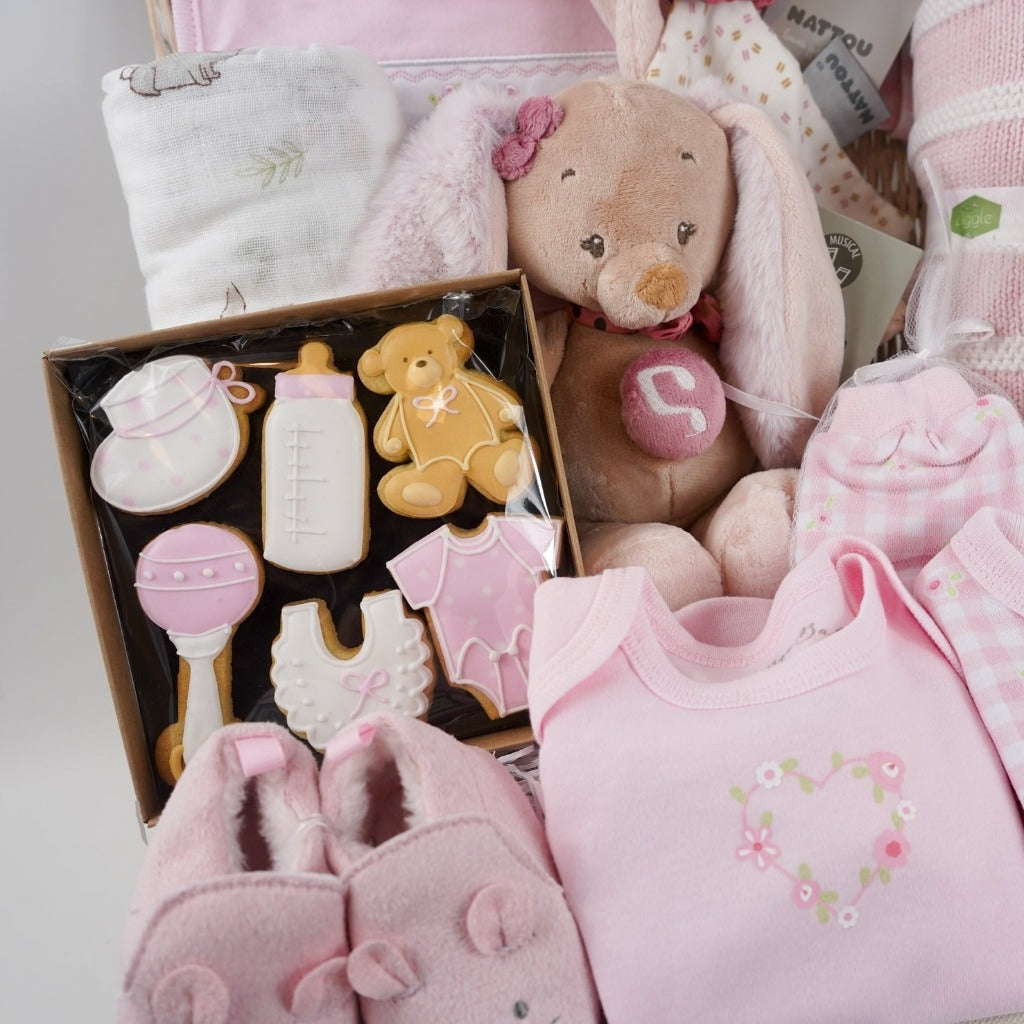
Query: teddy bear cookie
270 590 434 751
356 314 535 518
91 354 264 515
135 523 263 783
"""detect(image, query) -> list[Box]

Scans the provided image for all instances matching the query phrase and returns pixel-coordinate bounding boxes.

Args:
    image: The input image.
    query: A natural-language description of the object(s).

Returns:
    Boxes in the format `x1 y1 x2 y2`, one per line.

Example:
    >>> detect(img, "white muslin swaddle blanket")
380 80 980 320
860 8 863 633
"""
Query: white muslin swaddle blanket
102 46 404 329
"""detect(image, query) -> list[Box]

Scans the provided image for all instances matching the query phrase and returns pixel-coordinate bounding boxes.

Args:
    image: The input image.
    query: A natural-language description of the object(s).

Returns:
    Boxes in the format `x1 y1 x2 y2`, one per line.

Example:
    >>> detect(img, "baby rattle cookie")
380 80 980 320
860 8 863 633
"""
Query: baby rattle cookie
270 590 434 751
356 314 535 518
135 523 263 784
91 354 264 515
262 340 370 573
387 514 562 718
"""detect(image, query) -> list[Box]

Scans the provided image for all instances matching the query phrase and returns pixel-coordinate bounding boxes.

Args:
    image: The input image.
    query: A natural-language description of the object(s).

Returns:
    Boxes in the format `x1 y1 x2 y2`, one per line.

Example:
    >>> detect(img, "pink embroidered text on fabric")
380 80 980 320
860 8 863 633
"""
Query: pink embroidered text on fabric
387 515 562 718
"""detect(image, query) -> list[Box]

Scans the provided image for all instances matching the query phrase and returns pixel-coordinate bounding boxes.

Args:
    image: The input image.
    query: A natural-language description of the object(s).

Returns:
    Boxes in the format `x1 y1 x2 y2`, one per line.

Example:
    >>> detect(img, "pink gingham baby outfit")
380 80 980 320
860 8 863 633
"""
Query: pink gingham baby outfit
529 541 1024 1024
791 364 1024 584
916 506 1024 812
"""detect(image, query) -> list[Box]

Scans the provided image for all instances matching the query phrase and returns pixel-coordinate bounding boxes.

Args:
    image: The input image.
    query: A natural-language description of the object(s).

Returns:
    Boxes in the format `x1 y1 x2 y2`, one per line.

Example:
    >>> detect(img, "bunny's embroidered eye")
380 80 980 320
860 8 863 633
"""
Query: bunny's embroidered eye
681 151 696 162
561 168 576 180
513 1001 530 1019
677 222 697 246
581 234 605 258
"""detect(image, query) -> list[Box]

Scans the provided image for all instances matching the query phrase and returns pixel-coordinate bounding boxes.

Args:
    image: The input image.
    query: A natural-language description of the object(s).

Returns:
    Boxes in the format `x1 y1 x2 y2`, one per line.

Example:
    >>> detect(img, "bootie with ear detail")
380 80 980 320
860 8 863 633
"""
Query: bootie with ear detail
318 712 601 1024
118 723 356 1024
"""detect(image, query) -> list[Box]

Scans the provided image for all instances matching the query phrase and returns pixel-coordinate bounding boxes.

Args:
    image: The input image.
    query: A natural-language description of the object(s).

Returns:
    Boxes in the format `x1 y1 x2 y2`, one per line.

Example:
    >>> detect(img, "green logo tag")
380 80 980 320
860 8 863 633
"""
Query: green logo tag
951 195 1002 239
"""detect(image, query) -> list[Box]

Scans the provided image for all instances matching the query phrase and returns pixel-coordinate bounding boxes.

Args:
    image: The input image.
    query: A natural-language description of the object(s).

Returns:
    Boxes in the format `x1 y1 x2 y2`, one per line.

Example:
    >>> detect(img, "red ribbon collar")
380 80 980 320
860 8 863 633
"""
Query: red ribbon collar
569 292 723 344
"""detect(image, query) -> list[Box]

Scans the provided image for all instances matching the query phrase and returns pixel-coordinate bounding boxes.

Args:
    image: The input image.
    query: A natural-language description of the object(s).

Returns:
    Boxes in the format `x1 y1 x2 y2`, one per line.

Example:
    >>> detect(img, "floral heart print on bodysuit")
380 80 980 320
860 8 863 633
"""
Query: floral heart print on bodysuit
730 751 914 929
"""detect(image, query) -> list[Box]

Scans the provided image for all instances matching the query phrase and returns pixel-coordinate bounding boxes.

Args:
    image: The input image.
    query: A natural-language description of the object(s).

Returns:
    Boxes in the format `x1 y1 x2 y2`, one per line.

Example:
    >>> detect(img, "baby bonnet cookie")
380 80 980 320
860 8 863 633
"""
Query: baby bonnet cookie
91 355 262 515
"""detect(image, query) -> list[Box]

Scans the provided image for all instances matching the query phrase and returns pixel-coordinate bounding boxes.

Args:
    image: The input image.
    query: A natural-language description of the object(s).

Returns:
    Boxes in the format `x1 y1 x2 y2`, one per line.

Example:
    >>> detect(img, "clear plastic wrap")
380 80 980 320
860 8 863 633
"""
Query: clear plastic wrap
47 280 574 812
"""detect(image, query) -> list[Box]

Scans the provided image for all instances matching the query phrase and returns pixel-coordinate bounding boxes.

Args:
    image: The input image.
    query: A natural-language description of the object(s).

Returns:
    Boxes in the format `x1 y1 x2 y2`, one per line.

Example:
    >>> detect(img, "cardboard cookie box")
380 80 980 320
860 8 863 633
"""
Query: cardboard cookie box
44 271 580 824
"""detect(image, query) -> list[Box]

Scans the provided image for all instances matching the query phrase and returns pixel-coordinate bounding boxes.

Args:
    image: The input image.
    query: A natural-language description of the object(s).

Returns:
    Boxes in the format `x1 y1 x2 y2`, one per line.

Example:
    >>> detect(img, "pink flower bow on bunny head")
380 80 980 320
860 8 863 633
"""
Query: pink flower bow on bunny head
492 96 564 181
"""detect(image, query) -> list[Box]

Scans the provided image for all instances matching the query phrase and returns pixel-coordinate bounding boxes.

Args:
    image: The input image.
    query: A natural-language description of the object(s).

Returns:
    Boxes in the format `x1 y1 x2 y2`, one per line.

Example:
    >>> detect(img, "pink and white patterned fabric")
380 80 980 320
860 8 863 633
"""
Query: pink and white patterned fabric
908 0 1024 410
387 515 562 717
528 539 1024 1024
791 364 1024 584
916 506 1024 811
169 0 617 127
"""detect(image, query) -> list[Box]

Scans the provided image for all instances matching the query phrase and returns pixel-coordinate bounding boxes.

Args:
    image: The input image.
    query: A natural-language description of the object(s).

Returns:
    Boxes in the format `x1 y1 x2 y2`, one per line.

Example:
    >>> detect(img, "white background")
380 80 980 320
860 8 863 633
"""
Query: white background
1 3 154 1020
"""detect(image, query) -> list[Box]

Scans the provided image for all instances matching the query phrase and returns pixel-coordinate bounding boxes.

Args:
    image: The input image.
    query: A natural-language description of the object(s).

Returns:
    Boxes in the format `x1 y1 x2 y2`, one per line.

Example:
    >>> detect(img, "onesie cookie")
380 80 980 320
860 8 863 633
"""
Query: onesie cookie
135 523 263 783
387 514 562 718
270 590 434 750
356 314 535 518
262 340 370 573
91 355 264 515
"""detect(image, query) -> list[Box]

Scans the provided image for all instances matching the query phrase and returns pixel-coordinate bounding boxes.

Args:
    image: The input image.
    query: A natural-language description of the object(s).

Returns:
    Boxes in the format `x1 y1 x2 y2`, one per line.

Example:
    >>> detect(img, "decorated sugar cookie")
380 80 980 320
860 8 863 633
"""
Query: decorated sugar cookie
262 340 369 573
356 314 535 519
91 355 264 515
135 523 263 783
270 591 434 750
387 514 562 718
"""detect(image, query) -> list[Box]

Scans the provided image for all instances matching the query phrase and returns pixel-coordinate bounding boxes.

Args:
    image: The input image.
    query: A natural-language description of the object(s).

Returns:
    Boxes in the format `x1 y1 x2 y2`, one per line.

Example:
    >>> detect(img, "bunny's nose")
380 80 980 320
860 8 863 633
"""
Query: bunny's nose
635 263 688 311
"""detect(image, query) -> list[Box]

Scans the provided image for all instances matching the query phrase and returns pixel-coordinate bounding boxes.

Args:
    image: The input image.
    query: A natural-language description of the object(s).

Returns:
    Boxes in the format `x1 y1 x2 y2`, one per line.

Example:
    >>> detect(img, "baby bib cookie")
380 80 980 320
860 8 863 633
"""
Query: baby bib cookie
387 514 562 718
356 314 536 519
135 523 263 783
270 590 434 751
91 355 264 515
262 340 370 573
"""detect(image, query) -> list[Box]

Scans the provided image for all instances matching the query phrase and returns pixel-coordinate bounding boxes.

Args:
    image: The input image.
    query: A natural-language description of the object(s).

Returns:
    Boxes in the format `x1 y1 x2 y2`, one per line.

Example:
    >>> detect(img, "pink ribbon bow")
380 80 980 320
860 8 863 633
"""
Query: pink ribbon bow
340 668 391 719
493 96 564 181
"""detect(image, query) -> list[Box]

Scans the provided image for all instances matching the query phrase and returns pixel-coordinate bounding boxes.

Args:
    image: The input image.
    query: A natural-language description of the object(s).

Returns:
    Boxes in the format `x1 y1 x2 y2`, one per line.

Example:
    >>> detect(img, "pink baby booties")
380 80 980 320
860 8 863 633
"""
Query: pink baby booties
117 723 355 1024
908 0 1024 408
318 712 602 1024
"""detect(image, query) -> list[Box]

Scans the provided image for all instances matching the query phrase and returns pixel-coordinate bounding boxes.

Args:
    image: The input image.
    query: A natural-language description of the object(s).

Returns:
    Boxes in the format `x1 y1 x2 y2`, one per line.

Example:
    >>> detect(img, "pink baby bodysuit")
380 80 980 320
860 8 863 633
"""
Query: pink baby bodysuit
530 539 1024 1024
916 506 1024 813
388 514 561 718
791 365 1024 584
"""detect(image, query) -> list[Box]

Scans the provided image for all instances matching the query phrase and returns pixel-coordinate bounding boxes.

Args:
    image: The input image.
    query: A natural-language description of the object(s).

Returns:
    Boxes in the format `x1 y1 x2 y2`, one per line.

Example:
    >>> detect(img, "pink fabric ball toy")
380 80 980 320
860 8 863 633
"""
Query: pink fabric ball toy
135 523 263 784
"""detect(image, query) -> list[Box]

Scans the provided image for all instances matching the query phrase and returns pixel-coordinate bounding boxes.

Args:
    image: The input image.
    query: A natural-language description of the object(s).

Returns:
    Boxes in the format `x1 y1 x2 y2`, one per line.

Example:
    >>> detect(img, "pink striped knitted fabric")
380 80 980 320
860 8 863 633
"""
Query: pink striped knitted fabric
915 507 1024 811
791 365 1024 584
908 0 1024 409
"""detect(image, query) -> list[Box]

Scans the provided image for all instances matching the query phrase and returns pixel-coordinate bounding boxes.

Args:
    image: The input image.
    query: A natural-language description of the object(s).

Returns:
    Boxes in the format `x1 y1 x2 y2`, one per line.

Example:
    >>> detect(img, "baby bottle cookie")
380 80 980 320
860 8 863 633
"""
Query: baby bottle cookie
91 355 263 514
270 590 434 751
356 314 535 519
135 523 263 783
262 340 369 573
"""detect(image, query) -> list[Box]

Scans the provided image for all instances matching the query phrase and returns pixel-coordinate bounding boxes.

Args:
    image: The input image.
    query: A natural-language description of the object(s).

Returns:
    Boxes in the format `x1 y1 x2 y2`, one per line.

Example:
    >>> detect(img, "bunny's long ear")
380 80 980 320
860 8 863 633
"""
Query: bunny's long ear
344 85 519 294
700 90 845 469
588 0 667 80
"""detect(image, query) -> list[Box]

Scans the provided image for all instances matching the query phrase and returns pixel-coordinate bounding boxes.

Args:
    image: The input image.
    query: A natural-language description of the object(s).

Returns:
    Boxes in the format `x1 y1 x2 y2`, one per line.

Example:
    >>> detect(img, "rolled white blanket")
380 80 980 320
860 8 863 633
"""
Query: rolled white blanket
102 46 404 329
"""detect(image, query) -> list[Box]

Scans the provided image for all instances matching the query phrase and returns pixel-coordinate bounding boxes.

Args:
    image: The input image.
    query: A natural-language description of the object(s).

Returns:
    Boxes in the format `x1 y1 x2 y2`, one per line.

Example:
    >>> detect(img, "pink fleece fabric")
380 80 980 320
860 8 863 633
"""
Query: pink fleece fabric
119 723 355 1024
320 713 600 1024
529 543 1024 1023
